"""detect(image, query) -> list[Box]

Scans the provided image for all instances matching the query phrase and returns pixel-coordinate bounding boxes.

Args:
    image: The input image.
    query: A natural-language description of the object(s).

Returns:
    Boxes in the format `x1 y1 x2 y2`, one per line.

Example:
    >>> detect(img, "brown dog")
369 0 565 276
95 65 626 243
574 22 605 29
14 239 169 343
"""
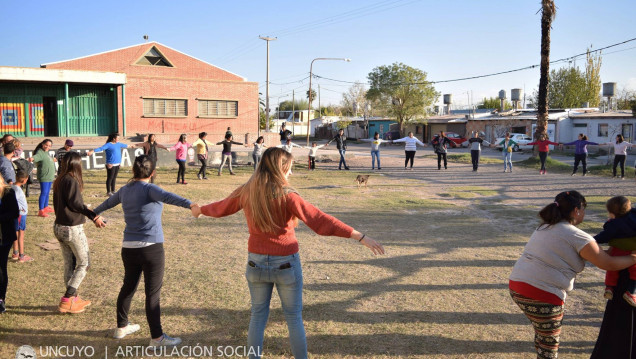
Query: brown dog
355 175 370 188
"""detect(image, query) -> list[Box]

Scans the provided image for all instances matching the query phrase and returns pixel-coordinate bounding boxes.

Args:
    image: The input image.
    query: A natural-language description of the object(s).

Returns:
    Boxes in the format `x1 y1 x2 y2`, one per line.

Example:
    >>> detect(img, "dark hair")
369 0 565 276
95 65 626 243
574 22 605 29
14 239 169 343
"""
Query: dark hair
147 134 155 143
227 127 231 131
132 155 156 180
15 170 28 182
606 196 631 218
374 132 379 138
581 134 588 141
538 191 587 227
106 133 119 143
1 134 13 145
33 139 52 156
178 134 187 143
225 133 232 140
617 134 624 143
199 132 207 139
256 136 264 144
3 142 15 155
53 152 84 192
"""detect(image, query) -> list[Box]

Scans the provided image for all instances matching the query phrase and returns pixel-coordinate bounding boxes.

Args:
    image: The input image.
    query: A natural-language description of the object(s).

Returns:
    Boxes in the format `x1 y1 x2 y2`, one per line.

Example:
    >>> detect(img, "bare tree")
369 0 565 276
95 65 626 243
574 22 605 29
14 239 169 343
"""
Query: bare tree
535 0 556 144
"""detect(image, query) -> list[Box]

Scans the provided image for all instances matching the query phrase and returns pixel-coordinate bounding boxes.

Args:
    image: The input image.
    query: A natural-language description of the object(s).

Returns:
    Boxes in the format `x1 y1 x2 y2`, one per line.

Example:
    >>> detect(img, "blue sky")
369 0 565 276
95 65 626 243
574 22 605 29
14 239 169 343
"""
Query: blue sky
3 0 635 109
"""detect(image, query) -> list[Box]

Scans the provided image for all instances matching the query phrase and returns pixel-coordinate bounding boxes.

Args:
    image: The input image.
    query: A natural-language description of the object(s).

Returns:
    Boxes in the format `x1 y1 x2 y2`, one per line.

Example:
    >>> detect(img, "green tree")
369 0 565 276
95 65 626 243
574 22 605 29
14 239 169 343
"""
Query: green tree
340 82 367 116
546 67 587 108
583 49 602 106
320 105 341 116
279 99 310 112
478 97 512 111
616 88 636 110
306 88 317 102
366 62 439 136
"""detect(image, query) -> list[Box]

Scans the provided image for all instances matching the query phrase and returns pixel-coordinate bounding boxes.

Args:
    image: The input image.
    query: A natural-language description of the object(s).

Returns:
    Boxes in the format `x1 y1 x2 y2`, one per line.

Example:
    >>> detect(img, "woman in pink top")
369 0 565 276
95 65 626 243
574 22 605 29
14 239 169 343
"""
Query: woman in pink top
528 134 560 175
168 134 191 185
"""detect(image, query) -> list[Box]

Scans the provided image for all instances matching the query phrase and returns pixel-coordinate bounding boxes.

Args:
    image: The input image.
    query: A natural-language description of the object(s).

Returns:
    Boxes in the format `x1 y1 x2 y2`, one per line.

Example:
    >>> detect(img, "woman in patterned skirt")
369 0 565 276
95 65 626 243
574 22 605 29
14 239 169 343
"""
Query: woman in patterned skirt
509 190 636 358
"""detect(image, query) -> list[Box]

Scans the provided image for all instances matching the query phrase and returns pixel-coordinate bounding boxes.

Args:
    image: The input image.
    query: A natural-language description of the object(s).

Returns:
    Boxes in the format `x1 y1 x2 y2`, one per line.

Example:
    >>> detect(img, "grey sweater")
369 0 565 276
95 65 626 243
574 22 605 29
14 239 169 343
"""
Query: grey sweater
94 181 191 243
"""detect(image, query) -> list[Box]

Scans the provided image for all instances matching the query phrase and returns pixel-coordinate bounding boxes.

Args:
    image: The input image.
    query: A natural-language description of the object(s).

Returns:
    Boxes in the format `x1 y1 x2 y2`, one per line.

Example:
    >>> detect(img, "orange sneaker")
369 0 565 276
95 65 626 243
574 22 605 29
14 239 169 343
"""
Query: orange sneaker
37 210 49 218
44 206 54 213
58 296 91 314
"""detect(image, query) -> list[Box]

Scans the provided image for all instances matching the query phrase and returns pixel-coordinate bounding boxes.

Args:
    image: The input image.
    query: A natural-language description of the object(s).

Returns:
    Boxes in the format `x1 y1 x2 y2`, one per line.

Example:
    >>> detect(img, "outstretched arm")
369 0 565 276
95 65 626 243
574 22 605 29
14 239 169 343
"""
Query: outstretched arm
197 194 242 218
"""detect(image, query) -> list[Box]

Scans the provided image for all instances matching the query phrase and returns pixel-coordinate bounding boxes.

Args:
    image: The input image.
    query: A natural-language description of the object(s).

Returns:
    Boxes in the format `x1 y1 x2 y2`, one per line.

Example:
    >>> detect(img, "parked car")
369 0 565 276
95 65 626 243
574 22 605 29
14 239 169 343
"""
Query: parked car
460 131 486 147
493 133 533 152
443 132 466 148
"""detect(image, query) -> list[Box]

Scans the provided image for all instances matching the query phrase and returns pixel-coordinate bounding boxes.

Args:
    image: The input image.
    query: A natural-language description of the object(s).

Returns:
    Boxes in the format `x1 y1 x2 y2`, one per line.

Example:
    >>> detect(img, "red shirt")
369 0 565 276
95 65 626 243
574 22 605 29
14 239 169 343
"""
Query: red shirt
527 140 559 152
200 192 354 256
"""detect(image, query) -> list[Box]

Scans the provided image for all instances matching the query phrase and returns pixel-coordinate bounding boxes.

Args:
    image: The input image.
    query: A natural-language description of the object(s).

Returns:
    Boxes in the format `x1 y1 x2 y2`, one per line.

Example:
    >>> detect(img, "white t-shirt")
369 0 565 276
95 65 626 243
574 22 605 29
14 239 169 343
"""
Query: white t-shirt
613 141 632 156
509 221 595 300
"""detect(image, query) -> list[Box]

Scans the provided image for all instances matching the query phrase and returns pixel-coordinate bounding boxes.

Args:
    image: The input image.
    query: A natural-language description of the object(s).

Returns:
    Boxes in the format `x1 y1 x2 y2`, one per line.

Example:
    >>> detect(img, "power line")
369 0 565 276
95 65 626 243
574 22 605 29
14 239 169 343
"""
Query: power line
313 36 636 86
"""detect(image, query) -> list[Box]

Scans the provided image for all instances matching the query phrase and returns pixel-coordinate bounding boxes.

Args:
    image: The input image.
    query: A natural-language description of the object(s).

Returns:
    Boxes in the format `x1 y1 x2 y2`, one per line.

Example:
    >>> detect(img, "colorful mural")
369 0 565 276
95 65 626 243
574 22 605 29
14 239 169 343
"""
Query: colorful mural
29 103 44 134
0 103 25 133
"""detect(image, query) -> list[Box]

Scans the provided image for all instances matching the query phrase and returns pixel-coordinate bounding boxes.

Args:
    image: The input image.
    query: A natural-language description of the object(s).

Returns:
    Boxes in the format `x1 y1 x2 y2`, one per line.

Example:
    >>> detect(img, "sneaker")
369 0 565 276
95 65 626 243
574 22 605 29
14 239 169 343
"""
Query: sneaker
217 173 221 176
18 254 33 263
197 174 202 180
0 300 5 314
230 172 236 176
571 173 576 176
544 170 547 175
604 287 614 300
149 333 182 347
503 170 507 173
621 176 625 180
181 181 188 185
44 206 54 213
345 167 350 170
624 291 636 307
37 210 49 218
203 177 209 180
583 172 587 176
113 323 141 339
377 167 382 170
10 252 19 261
58 295 91 314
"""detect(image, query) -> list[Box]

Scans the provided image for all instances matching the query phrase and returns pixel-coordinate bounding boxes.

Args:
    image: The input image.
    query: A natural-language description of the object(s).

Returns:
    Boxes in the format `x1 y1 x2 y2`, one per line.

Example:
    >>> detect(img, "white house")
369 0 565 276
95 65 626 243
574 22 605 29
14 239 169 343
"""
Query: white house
562 110 635 144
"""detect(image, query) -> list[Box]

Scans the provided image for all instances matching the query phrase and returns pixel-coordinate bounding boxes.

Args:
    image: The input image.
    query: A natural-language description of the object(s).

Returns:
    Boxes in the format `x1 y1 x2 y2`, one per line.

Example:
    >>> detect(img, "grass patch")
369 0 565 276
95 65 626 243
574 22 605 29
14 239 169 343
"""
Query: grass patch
587 164 635 178
516 156 572 173
440 186 499 199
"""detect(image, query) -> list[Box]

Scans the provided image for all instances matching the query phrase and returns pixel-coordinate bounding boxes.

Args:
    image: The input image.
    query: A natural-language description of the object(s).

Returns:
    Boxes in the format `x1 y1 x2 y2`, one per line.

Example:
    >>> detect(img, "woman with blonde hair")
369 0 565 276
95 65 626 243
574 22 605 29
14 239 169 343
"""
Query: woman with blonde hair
0 174 20 313
191 147 385 359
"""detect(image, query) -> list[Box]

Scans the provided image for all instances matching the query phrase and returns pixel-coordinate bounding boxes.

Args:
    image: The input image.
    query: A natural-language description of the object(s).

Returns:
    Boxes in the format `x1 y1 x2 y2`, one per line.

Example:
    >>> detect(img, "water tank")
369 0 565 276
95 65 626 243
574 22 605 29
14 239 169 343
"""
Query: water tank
498 90 507 100
582 102 589 108
443 94 452 105
511 88 522 102
603 82 616 97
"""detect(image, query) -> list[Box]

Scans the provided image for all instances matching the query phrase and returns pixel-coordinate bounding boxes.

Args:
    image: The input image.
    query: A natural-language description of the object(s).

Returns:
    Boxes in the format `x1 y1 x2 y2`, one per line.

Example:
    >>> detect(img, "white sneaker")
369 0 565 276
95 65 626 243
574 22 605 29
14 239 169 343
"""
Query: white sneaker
149 333 182 347
113 323 140 339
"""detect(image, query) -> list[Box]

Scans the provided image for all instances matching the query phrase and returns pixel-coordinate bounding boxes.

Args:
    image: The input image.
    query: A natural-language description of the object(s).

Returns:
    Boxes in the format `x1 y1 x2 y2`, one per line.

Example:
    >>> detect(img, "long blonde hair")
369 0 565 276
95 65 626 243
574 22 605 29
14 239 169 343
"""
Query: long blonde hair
0 174 9 196
234 147 294 233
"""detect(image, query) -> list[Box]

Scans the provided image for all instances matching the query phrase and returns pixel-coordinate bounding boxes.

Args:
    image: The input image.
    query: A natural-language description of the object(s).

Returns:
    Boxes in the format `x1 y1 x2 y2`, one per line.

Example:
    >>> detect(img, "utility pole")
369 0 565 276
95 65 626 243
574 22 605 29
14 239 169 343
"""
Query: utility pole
318 84 321 118
292 90 295 137
259 36 276 132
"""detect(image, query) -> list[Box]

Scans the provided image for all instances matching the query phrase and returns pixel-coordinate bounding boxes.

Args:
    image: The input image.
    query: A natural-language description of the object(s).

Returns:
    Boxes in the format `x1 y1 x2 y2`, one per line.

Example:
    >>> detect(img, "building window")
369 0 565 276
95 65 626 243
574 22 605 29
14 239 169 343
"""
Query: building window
511 126 526 134
198 100 238 118
143 98 187 117
598 123 608 137
623 124 634 141
573 123 587 128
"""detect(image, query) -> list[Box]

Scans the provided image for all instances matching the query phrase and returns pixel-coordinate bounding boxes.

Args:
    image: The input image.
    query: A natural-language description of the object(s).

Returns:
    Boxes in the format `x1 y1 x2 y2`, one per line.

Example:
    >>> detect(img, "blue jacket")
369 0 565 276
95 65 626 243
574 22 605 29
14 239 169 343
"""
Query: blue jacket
563 140 598 155
93 142 128 165
594 208 636 244
93 181 191 243
0 156 15 184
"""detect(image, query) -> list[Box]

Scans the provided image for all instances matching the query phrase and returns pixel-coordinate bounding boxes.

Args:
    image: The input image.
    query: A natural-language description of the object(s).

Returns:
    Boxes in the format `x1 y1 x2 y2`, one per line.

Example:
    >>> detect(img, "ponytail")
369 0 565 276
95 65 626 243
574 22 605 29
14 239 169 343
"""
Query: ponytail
538 190 587 227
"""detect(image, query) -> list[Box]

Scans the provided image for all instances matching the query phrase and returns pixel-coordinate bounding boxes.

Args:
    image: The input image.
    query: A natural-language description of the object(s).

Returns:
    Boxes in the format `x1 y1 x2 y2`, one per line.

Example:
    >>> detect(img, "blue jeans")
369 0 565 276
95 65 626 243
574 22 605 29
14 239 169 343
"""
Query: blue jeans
246 252 305 359
371 150 380 169
503 152 512 171
39 181 52 210
338 149 347 169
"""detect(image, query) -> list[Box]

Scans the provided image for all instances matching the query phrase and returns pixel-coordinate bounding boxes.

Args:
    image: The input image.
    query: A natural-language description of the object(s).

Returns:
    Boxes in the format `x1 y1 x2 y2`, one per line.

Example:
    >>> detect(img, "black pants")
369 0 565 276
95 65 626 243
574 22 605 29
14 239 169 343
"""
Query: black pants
198 158 207 178
118 243 165 339
309 156 316 170
437 152 447 169
613 155 626 177
106 165 120 193
539 151 548 171
405 151 415 168
470 150 480 170
572 153 587 174
176 160 186 183
0 243 13 301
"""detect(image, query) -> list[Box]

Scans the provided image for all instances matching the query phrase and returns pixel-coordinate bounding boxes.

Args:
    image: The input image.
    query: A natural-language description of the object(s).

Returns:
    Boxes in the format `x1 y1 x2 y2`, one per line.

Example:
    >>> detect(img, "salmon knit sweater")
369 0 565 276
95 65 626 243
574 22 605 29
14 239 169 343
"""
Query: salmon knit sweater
200 192 354 255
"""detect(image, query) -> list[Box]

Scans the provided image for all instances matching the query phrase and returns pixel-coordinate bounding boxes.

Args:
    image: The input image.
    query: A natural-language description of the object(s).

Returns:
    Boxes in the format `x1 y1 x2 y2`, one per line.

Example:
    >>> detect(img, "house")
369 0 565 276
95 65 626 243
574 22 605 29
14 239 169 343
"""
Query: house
40 42 258 141
465 109 570 143
367 118 397 139
561 110 635 144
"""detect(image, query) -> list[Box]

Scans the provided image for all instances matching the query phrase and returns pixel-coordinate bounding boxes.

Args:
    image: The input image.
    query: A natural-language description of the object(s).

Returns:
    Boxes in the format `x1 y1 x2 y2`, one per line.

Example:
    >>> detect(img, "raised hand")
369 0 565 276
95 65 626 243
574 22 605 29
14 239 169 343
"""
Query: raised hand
359 235 385 255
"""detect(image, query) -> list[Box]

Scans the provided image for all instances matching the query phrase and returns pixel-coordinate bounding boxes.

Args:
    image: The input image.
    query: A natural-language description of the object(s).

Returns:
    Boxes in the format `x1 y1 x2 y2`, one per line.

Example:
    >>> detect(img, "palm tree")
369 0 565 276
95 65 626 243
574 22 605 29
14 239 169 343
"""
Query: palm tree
535 0 556 143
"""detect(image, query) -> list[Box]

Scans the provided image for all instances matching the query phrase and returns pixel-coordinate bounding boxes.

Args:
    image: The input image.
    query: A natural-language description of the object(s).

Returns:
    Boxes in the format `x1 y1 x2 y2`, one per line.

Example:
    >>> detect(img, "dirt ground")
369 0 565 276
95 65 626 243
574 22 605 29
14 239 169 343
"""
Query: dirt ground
0 152 634 359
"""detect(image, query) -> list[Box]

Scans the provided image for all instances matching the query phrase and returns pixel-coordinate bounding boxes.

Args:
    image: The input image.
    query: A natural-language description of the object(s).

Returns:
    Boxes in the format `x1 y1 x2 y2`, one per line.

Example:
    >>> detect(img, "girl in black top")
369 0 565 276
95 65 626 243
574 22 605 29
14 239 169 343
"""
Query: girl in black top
216 134 245 176
0 174 20 313
135 134 168 183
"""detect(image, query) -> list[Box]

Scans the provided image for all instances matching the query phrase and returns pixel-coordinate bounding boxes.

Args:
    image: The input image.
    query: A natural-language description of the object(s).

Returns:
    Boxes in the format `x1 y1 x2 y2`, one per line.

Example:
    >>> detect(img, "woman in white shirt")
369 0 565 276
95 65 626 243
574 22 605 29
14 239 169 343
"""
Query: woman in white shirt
392 132 427 170
360 132 392 170
604 134 634 179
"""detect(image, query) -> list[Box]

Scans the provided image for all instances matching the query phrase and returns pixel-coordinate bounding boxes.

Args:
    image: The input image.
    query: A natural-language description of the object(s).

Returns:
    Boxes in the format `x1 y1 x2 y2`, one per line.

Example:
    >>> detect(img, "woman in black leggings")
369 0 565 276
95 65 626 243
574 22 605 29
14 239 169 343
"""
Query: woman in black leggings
604 134 635 179
168 134 190 185
0 176 20 313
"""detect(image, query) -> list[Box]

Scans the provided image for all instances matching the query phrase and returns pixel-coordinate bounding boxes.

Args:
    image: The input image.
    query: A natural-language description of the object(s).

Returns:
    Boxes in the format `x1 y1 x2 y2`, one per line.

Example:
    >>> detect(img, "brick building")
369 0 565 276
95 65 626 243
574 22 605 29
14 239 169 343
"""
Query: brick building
42 42 258 142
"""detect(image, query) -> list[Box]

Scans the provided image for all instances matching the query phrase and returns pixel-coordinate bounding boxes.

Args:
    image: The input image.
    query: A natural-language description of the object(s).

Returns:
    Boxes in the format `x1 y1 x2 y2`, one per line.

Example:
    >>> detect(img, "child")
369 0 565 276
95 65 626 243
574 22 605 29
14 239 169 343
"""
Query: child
216 134 245 176
11 139 23 161
594 196 636 306
11 171 32 263
306 142 326 170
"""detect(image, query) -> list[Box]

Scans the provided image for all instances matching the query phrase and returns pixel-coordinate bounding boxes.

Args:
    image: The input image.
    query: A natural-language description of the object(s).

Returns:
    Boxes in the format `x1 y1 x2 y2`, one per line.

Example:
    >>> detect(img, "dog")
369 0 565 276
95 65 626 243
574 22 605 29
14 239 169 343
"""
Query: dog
355 175 370 188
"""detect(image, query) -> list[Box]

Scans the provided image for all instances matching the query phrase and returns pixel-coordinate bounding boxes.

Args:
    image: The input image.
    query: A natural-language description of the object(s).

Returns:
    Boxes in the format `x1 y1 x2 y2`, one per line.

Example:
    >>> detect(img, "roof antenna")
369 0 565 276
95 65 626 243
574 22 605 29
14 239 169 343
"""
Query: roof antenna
143 35 149 42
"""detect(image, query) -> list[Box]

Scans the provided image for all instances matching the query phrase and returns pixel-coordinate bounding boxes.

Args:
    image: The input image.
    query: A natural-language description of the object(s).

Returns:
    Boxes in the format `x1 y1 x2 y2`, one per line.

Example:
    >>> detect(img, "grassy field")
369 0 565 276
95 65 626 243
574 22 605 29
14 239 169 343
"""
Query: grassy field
0 158 634 358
